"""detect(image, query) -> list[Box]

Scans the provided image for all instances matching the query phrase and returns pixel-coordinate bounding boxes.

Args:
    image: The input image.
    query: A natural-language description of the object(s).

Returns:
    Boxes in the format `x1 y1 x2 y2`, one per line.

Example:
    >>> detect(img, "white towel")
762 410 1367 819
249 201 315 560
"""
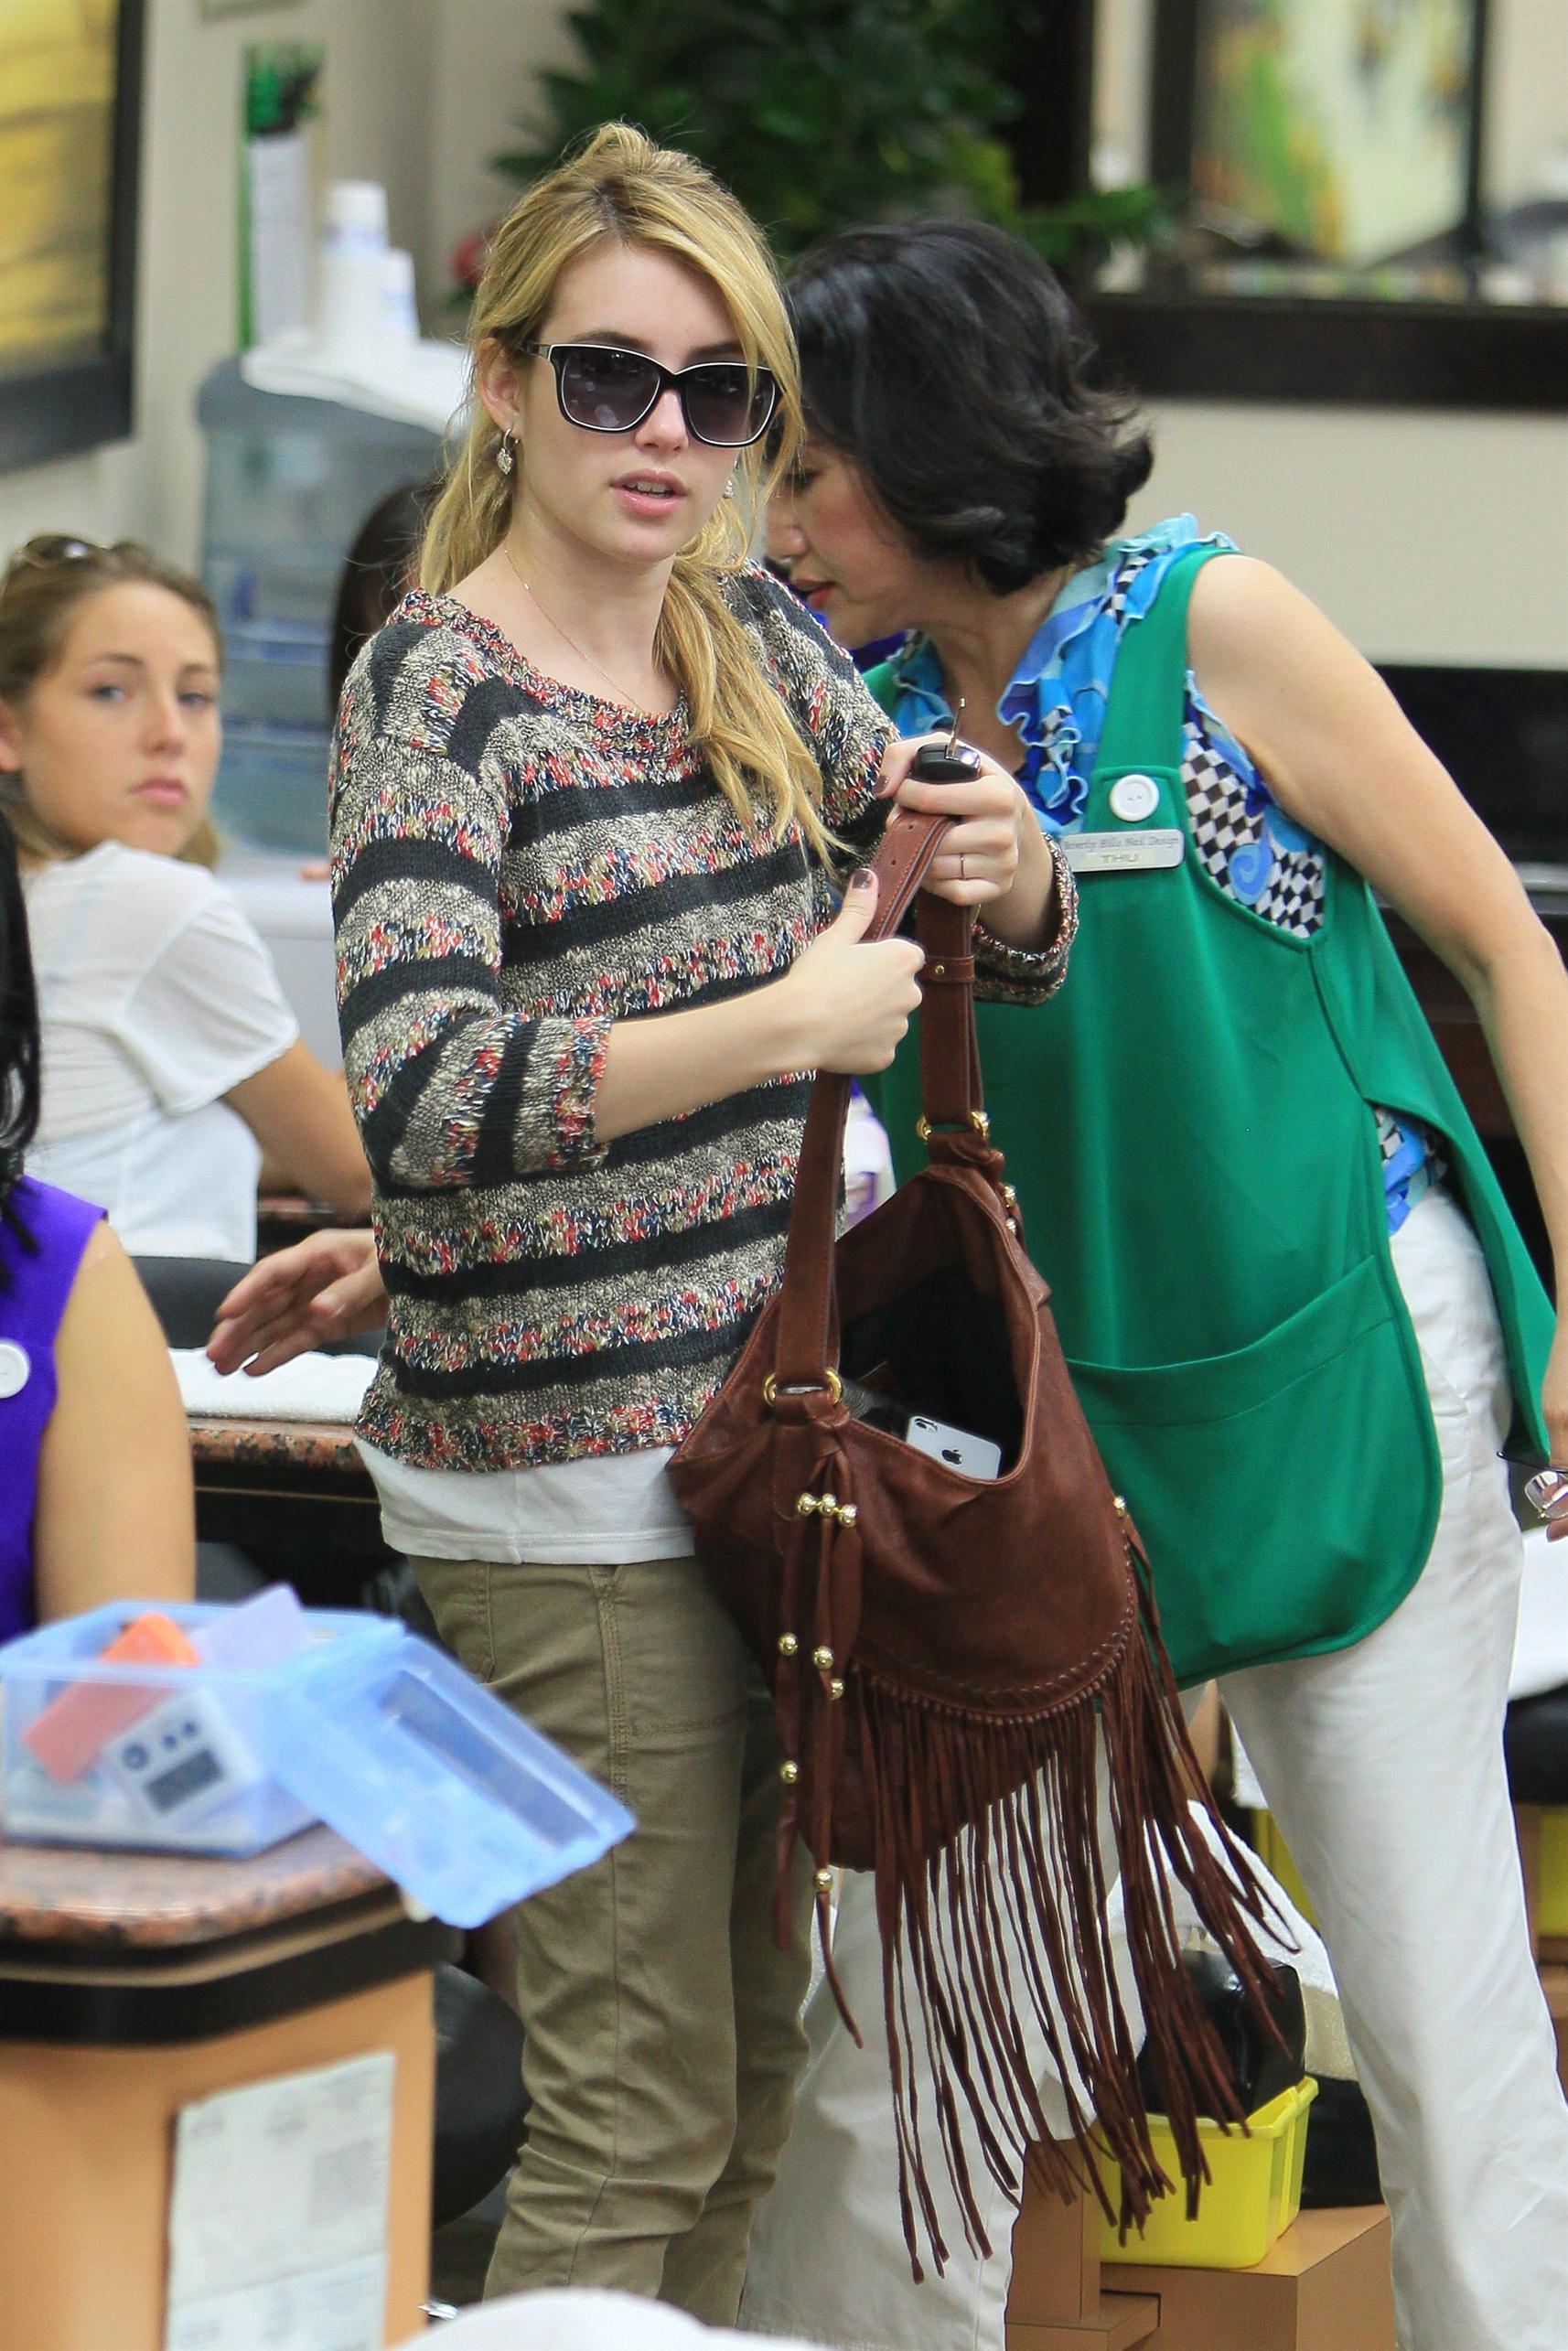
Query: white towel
174 1347 375 1424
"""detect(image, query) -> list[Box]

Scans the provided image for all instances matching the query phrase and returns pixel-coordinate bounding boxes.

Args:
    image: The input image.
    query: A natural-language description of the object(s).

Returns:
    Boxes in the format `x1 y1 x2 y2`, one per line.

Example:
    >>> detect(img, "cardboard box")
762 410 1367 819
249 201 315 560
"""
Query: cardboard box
1542 1962 1568 2091
1005 2294 1159 2349
1101 2206 1395 2350
1005 2174 1157 2347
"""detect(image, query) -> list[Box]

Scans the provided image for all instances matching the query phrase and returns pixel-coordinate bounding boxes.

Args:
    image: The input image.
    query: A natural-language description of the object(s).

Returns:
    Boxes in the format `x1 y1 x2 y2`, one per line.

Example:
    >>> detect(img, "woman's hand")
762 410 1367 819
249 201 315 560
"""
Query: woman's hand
776 869 925 1073
1540 1319 1568 1543
877 734 1059 951
207 1229 385 1377
878 735 1027 906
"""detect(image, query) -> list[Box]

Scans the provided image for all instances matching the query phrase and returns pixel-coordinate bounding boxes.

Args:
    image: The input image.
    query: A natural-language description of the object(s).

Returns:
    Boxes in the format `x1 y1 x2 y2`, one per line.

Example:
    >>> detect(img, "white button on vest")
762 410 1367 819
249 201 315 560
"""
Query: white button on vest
0 1340 31 1399
1109 772 1161 823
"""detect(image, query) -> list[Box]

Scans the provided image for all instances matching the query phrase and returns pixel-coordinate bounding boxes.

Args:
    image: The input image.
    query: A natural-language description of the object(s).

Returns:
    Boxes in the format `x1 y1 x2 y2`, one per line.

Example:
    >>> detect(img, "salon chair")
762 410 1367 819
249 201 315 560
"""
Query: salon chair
1506 1685 1568 1805
132 1255 253 1350
433 1964 528 2229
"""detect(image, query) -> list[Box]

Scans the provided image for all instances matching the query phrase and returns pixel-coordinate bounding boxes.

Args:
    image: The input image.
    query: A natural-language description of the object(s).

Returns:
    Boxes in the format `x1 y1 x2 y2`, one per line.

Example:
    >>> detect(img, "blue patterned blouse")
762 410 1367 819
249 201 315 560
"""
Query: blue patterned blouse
883 515 1437 1232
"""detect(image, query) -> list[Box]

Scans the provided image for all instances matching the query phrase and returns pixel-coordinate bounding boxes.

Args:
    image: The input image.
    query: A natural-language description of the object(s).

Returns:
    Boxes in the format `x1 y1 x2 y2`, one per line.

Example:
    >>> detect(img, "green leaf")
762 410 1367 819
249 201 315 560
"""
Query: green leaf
470 0 1166 268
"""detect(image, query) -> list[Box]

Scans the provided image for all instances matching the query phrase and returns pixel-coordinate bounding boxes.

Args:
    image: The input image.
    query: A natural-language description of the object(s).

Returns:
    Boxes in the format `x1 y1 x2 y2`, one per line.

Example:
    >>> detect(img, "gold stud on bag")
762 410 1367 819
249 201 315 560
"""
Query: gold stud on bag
669 805 1283 2279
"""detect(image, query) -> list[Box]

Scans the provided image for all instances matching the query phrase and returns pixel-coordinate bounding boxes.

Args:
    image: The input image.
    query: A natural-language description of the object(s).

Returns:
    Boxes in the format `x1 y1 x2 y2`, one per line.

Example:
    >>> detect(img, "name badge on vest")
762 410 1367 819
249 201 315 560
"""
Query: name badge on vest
1062 827 1186 875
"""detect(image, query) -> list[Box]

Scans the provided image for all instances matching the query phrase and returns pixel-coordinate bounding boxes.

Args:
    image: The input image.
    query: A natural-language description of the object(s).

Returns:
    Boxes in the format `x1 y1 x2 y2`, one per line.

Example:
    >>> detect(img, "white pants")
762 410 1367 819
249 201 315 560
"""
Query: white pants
739 1191 1568 2351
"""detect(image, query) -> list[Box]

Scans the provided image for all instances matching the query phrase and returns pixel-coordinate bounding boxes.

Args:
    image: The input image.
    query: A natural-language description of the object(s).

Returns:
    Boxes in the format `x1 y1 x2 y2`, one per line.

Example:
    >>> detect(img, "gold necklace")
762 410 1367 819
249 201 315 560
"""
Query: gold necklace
502 543 658 714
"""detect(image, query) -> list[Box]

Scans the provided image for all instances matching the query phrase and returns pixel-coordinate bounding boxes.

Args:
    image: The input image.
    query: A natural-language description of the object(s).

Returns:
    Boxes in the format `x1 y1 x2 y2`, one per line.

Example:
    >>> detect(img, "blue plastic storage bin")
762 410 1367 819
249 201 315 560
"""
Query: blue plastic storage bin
273 1632 635 1926
0 1601 392 1859
0 1601 633 1926
214 718 334 853
198 360 444 855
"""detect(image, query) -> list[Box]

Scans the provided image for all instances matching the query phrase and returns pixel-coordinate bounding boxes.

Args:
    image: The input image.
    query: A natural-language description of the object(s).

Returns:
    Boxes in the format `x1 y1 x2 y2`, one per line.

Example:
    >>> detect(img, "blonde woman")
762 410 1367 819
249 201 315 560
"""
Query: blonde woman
325 125 1072 2314
0 539 370 1261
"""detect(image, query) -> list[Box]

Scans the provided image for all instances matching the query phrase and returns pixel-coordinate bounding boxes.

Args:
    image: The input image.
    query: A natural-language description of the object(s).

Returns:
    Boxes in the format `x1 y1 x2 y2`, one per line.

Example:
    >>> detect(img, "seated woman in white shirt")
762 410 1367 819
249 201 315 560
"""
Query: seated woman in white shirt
0 535 371 1261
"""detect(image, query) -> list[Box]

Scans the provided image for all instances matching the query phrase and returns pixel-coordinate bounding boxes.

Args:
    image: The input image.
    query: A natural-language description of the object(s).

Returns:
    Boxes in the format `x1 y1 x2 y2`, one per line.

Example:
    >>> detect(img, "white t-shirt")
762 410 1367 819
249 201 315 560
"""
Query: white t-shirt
359 1441 696 1567
23 842 298 1262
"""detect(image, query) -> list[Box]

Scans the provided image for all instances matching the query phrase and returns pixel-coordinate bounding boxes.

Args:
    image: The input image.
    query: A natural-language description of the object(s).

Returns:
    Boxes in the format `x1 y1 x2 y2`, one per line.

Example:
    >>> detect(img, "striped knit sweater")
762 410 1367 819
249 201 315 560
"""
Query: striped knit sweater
330 563 1073 1472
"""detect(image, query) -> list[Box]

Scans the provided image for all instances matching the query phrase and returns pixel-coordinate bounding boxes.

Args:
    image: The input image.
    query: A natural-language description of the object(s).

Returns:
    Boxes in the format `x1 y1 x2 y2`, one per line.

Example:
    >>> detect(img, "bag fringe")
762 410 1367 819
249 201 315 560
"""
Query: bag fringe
815 1551 1285 2281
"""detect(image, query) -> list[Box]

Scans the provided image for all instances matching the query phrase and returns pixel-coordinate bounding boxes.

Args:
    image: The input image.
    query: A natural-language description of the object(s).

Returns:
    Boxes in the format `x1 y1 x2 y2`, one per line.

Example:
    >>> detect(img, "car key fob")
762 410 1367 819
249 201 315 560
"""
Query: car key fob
908 700 983 784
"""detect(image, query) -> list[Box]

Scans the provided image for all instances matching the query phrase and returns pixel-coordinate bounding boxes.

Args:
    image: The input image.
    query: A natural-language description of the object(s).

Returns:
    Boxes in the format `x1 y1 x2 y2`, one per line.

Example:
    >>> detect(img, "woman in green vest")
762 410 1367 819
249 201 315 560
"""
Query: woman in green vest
742 220 1568 2351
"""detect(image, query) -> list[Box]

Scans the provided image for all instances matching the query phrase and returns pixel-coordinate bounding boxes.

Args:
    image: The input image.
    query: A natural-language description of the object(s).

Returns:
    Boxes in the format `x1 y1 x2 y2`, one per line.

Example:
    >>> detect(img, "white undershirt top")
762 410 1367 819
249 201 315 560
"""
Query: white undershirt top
359 1441 696 1565
23 842 298 1263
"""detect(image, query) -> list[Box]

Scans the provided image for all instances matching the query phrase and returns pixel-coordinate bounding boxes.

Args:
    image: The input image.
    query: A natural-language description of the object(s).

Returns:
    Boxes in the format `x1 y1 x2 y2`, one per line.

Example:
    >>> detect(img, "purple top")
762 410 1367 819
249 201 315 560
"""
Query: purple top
0 1177 104 1642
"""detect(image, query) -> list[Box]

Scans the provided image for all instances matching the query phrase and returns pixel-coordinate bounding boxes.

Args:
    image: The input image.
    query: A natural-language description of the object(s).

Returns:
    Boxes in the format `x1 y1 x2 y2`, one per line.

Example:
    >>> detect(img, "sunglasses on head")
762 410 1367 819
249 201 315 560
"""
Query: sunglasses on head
2 534 127 596
519 339 779 448
13 534 103 567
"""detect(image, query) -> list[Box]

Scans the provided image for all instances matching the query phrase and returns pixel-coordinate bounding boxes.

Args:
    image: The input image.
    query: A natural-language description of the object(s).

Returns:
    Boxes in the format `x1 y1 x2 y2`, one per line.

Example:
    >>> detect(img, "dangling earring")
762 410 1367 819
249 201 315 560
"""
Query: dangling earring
723 476 736 500
496 430 515 478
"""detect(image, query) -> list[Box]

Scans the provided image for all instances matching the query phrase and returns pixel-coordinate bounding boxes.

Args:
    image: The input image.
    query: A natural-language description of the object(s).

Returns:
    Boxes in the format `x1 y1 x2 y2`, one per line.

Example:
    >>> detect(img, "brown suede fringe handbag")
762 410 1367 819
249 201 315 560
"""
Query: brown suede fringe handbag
668 806 1282 2278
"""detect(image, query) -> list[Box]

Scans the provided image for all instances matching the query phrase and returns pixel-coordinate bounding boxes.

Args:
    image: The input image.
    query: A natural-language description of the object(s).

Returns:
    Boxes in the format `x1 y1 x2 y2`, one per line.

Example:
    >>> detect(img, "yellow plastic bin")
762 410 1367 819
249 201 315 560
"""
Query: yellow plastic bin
1539 1810 1568 1938
1096 2076 1318 2269
1251 1809 1318 1927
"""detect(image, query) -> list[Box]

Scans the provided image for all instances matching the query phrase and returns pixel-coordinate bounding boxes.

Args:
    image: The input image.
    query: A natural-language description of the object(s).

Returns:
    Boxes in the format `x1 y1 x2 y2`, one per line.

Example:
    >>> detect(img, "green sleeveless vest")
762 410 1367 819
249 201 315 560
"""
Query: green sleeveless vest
867 548 1552 1684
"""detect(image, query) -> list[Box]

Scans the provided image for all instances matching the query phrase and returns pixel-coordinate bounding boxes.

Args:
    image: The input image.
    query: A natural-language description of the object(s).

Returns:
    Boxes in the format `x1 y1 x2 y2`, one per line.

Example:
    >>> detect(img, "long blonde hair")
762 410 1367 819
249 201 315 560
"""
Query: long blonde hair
422 123 830 856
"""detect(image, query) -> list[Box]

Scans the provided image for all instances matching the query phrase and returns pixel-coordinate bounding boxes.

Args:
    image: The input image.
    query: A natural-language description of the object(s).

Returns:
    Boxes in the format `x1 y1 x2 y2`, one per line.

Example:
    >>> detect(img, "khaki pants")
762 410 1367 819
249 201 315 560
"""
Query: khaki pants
413 1550 812 2324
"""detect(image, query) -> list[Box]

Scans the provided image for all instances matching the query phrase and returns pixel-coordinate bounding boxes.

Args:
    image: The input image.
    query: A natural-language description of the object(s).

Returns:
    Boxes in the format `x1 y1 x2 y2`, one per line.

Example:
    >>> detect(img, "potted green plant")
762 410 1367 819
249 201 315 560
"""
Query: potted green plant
450 0 1164 291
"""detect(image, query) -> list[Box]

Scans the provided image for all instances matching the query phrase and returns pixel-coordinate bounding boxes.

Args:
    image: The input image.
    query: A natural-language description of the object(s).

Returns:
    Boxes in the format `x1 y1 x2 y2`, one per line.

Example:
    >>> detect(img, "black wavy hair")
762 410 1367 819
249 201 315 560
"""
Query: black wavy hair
0 813 40 1267
328 479 435 713
788 219 1154 595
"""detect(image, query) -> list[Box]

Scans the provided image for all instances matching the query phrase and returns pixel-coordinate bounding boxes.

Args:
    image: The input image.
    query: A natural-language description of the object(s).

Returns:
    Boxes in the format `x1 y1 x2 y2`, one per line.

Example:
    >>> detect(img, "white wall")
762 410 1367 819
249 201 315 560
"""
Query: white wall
419 0 582 311
1092 0 1152 185
1484 0 1568 208
0 0 435 565
1129 403 1568 665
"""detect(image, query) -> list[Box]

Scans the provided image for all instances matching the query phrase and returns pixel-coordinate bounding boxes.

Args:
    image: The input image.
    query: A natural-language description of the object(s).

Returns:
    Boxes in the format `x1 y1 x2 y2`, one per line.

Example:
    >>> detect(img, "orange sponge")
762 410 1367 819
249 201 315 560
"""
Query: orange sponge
22 1611 200 1782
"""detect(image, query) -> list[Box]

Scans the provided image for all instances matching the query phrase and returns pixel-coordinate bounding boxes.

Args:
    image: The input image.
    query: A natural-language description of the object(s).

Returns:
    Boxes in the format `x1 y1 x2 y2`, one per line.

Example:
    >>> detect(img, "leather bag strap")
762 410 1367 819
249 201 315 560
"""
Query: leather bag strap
770 811 989 1397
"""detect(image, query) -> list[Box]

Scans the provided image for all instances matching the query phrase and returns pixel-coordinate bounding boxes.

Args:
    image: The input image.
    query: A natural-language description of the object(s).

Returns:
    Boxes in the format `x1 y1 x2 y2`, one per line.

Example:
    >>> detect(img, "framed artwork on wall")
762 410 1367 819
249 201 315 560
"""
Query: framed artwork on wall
0 0 146 476
1150 0 1488 267
999 0 1567 409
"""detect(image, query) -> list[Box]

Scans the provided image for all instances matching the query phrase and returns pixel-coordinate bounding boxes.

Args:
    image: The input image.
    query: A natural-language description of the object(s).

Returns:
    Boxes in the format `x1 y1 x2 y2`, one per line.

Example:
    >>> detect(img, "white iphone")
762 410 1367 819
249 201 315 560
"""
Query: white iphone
905 1414 1002 1481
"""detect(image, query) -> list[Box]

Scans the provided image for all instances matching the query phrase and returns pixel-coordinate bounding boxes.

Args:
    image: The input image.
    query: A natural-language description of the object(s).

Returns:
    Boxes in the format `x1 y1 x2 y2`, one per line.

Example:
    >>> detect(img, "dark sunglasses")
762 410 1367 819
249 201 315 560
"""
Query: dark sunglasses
519 339 779 447
3 534 134 595
13 534 104 566
1502 1450 1568 1520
